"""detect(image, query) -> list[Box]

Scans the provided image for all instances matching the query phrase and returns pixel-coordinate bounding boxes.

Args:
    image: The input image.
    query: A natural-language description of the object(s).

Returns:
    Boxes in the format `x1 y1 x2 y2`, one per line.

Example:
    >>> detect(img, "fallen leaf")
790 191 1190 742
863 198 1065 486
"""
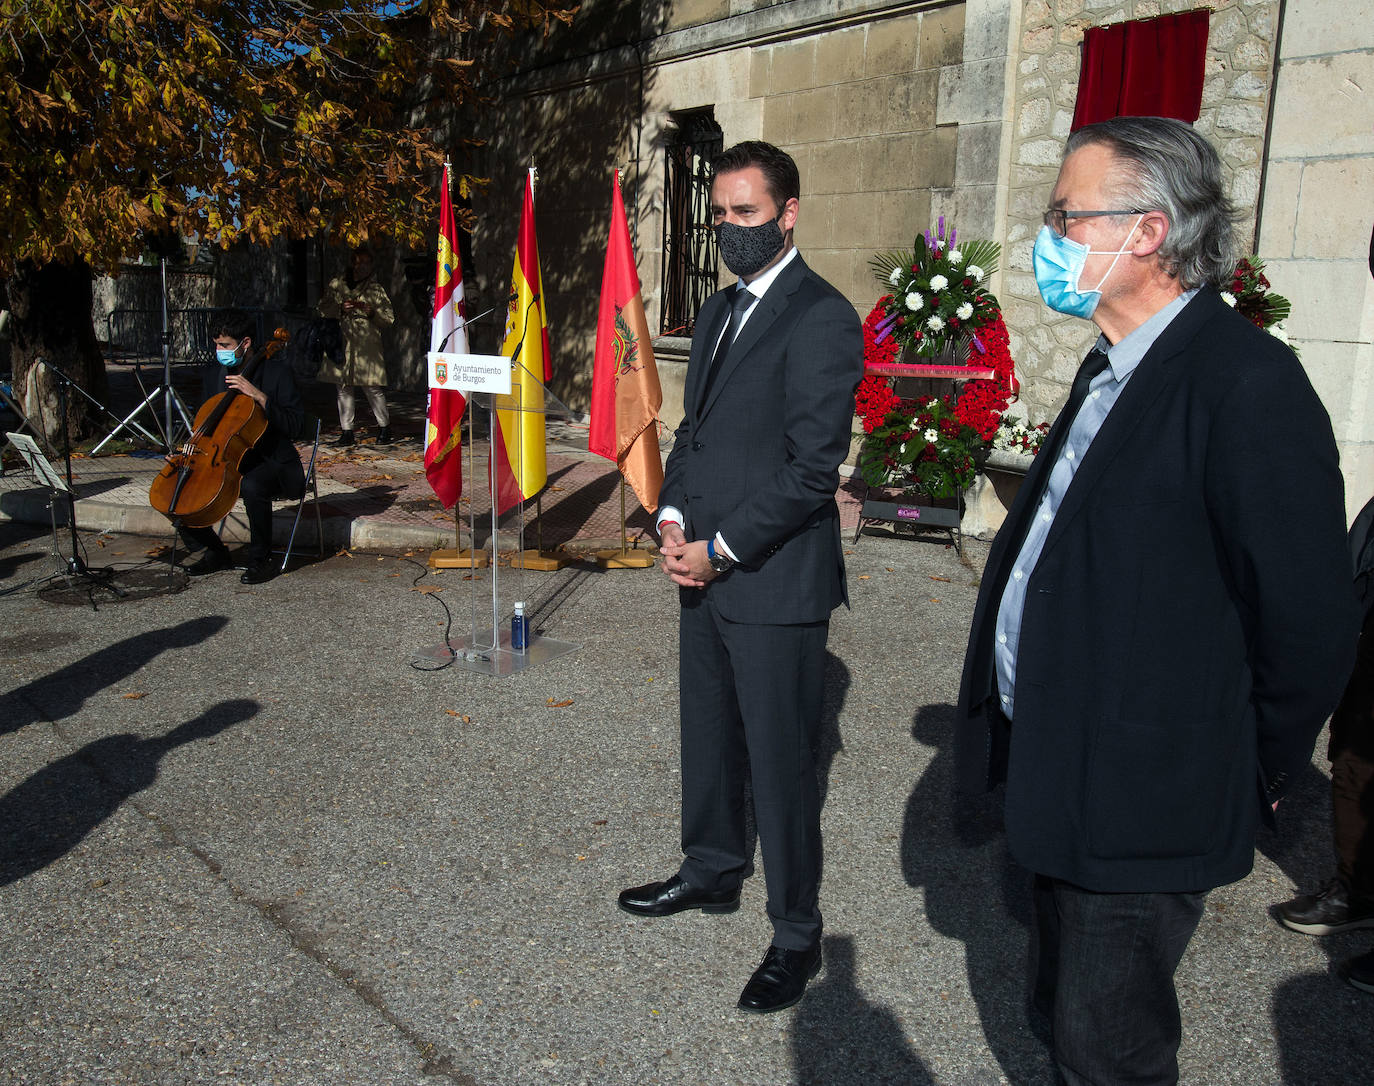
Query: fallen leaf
858 574 870 580
592 819 607 826
122 691 147 700
413 584 443 594
546 698 574 708
929 575 951 582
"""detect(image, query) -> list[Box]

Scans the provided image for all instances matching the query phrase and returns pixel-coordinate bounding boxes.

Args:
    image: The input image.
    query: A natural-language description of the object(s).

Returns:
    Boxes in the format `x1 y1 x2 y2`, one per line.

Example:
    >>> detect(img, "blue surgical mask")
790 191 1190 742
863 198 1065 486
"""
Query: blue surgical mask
215 343 242 366
1031 217 1143 319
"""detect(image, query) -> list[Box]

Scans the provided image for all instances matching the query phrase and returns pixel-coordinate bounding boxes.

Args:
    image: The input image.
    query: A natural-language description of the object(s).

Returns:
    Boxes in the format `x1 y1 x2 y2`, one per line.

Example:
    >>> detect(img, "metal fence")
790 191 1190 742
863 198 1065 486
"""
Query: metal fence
105 307 278 368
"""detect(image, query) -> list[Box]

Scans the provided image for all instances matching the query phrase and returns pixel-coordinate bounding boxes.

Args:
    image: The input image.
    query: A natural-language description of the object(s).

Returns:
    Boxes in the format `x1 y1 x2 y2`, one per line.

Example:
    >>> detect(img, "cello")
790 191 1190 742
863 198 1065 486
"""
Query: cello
148 328 290 529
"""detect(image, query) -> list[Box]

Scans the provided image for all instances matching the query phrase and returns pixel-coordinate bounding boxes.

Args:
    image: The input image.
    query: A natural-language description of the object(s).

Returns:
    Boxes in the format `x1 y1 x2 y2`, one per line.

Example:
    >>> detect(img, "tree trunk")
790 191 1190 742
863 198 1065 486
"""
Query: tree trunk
5 260 107 450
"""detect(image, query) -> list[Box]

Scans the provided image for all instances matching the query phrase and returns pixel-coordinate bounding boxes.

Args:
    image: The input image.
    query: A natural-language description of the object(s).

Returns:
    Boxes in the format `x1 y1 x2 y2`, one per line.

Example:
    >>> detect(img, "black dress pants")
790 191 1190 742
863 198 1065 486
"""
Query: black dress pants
676 590 829 951
178 452 305 563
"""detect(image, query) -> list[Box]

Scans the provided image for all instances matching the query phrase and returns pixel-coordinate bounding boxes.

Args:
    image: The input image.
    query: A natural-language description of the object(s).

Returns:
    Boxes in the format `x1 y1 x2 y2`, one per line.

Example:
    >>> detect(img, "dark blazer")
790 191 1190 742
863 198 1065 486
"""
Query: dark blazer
201 350 305 469
660 254 863 624
957 289 1359 893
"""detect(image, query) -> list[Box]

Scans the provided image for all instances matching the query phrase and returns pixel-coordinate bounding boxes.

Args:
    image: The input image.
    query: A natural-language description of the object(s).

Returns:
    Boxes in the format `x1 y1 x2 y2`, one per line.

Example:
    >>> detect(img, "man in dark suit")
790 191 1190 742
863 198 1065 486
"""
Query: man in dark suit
957 116 1359 1084
618 140 862 1014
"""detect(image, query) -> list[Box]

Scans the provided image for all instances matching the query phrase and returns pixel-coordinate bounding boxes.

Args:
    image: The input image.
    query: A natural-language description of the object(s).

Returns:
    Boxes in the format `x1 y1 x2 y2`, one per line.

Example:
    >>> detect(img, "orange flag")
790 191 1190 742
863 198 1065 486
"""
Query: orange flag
493 169 549 514
588 171 663 512
424 163 467 509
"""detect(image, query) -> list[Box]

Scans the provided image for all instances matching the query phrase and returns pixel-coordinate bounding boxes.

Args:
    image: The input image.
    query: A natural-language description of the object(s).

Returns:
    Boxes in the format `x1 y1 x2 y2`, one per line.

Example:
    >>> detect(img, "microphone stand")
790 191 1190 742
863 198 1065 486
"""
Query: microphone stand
46 361 125 598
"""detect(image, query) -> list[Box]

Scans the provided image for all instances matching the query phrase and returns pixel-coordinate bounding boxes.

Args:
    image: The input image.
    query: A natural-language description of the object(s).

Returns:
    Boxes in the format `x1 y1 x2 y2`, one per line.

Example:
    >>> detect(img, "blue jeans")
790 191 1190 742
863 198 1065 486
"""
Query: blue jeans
1032 874 1205 1086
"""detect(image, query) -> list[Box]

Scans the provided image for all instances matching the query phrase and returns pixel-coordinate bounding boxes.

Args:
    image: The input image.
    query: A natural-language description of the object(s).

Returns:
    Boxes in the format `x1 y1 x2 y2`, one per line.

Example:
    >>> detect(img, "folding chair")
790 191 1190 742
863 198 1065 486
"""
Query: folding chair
277 413 324 573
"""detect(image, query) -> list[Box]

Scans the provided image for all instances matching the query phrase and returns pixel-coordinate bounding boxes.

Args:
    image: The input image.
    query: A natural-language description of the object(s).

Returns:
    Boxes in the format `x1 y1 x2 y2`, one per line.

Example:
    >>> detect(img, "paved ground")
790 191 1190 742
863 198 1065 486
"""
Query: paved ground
0 514 1370 1085
1 363 1371 1084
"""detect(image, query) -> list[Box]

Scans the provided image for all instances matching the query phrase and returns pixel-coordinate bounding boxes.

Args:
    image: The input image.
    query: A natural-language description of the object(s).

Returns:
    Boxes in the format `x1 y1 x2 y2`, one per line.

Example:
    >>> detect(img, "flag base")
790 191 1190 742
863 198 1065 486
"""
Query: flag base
595 547 656 569
508 549 566 571
428 548 490 569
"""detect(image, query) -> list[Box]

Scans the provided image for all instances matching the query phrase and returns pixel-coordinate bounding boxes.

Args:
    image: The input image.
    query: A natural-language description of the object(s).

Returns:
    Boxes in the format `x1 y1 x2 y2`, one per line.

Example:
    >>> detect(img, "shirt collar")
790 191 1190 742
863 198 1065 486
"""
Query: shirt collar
1096 288 1198 382
735 245 799 301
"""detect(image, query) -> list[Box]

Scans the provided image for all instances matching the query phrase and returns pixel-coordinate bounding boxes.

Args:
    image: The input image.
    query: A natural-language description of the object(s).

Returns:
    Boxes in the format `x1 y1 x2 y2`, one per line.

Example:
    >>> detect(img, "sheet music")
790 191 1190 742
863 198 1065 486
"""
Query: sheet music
5 432 69 492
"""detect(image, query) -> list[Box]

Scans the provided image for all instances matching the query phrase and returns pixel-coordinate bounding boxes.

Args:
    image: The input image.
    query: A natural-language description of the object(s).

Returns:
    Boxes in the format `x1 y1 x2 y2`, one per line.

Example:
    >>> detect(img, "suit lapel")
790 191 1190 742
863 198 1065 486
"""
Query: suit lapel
697 256 809 422
688 292 731 421
1038 291 1218 555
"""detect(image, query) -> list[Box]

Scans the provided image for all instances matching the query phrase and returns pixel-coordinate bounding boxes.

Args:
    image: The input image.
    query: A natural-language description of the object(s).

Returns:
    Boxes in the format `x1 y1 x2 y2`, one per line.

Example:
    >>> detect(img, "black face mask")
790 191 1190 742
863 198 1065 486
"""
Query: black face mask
715 214 785 278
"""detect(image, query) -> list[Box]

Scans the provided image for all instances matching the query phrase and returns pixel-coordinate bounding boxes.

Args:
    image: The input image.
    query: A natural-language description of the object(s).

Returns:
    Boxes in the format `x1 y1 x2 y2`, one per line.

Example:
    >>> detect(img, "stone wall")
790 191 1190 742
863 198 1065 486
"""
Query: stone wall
470 1 1005 418
1002 0 1280 423
1256 1 1374 514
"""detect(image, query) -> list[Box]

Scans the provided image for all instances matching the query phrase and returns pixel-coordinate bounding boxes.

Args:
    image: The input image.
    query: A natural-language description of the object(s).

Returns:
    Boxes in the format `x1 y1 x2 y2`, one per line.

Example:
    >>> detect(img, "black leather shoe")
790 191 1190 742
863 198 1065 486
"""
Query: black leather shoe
240 559 278 585
618 875 739 917
186 549 232 577
738 943 822 1014
1345 947 1374 994
1278 878 1374 935
376 425 394 445
332 429 355 448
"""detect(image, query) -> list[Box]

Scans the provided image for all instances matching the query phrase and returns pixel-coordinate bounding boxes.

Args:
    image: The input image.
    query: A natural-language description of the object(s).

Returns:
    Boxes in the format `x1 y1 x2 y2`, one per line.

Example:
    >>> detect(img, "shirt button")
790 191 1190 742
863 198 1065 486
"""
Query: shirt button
1092 390 1101 399
1065 449 1075 460
1041 512 1050 522
1013 569 1024 581
1000 694 1010 704
997 634 1007 645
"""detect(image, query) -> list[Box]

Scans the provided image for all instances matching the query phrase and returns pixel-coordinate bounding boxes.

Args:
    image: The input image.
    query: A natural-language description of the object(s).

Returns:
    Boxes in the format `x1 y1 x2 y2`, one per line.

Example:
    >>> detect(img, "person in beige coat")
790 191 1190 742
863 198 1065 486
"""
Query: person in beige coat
319 246 394 446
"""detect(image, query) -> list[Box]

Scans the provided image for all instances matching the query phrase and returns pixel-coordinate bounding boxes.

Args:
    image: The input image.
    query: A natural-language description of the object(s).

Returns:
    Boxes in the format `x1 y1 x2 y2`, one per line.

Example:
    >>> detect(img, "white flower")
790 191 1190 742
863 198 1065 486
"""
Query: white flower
929 274 949 292
926 315 944 332
888 267 903 286
905 290 923 311
956 302 974 320
947 248 963 264
967 265 984 282
1269 323 1290 344
1220 291 1237 307
923 428 939 444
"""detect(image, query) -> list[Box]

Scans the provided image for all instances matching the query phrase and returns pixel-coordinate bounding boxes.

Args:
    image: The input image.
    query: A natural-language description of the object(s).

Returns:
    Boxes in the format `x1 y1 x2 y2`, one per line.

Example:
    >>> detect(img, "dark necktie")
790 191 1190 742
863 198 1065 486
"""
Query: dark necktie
980 346 1111 706
1027 347 1110 500
703 286 754 401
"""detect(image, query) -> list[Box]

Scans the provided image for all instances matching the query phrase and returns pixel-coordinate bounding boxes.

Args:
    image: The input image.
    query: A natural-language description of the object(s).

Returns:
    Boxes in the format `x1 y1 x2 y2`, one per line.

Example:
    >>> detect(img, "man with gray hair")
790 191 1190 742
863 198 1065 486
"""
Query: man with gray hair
957 116 1358 1083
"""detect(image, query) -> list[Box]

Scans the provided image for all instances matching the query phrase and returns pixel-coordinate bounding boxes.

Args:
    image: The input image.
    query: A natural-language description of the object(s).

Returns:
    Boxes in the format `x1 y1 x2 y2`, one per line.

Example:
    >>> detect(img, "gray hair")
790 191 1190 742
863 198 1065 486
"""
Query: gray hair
1066 117 1238 291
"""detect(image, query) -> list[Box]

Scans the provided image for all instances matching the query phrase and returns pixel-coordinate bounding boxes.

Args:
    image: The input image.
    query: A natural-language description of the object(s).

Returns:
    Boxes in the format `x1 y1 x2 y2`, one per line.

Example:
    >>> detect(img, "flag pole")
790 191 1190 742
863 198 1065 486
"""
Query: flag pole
507 161 565 571
596 478 655 569
426 158 487 570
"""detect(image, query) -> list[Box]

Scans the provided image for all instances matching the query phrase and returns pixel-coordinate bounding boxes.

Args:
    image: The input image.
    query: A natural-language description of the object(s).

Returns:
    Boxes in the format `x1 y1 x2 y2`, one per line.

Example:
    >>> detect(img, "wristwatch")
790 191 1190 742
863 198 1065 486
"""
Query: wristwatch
707 537 735 574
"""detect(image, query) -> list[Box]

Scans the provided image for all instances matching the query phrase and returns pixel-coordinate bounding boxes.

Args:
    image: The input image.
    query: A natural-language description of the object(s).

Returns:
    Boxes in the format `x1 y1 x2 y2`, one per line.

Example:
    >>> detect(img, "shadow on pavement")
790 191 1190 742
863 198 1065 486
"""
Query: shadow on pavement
902 702 1049 1085
0 615 229 735
0 698 258 886
793 934 934 1085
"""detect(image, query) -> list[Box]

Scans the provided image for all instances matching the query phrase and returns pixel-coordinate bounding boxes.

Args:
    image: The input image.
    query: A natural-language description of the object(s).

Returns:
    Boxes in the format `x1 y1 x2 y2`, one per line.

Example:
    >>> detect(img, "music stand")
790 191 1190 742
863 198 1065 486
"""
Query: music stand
4 431 70 575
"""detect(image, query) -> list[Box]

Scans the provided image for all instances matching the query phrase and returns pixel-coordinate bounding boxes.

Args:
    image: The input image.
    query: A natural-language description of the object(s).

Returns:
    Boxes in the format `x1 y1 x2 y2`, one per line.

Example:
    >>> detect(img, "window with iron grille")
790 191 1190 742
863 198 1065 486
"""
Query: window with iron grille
660 110 722 337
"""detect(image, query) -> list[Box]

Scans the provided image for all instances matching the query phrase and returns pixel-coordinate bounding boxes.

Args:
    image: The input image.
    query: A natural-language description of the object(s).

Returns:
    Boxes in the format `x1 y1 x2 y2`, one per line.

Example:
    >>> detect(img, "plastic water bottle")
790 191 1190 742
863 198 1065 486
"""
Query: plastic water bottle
511 601 529 650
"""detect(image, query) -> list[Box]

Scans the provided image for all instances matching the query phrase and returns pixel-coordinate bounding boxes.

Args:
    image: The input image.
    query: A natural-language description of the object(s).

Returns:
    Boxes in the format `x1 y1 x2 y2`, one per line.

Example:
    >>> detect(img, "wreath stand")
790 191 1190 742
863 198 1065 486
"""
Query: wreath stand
851 356 994 557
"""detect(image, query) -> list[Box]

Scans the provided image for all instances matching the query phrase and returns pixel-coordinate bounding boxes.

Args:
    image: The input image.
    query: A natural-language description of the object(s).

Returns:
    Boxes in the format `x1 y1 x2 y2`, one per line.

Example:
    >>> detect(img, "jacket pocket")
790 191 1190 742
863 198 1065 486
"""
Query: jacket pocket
1084 717 1229 860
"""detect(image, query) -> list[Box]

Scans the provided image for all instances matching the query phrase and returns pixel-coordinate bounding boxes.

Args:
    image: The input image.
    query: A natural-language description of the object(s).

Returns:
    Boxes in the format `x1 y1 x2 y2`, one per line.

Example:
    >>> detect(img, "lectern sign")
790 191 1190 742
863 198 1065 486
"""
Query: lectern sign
426 352 512 395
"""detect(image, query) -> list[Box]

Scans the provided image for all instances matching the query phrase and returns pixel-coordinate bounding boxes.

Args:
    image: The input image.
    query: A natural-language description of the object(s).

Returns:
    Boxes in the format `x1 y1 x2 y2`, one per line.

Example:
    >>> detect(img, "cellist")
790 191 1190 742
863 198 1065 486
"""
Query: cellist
179 308 305 585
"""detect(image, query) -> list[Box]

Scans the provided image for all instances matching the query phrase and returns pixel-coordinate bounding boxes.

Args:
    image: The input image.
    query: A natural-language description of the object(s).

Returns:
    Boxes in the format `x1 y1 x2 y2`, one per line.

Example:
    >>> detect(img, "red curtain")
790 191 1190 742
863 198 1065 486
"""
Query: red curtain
1071 10 1210 132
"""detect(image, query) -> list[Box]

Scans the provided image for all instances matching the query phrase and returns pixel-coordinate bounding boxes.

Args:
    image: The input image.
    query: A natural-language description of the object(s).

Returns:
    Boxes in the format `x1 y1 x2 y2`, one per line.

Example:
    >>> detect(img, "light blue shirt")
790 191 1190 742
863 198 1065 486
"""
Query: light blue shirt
993 290 1198 719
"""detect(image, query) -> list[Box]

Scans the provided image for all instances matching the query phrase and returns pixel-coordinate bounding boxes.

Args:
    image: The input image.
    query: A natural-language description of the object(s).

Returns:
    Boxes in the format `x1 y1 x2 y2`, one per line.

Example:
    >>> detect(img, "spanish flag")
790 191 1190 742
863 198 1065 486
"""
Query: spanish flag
589 171 663 512
493 168 549 515
424 163 467 509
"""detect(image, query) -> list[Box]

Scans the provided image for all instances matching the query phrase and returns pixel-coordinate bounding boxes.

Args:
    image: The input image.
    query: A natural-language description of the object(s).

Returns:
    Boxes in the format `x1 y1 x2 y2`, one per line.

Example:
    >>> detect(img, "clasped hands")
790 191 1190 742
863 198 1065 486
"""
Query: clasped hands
659 523 719 589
